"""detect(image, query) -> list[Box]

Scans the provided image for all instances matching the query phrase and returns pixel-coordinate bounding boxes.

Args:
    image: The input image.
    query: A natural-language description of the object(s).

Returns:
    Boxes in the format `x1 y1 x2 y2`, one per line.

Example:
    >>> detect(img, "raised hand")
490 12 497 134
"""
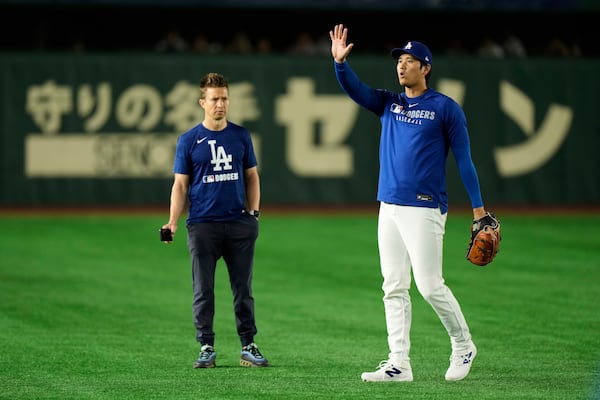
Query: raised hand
329 24 354 64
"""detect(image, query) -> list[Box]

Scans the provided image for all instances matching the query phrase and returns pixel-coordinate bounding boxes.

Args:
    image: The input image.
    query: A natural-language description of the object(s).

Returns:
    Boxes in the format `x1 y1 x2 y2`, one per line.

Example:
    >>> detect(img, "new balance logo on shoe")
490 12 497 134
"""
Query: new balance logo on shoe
361 360 413 382
463 351 474 364
445 345 477 381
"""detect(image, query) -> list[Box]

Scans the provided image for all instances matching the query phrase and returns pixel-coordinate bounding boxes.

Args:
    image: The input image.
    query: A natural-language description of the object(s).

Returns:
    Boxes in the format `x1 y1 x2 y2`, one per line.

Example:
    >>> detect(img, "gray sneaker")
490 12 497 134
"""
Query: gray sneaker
193 344 216 368
240 343 269 367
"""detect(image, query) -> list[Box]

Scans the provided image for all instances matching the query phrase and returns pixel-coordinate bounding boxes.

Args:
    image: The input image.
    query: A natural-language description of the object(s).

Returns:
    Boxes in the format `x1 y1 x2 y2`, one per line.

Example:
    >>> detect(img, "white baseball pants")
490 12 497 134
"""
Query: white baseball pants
377 202 473 368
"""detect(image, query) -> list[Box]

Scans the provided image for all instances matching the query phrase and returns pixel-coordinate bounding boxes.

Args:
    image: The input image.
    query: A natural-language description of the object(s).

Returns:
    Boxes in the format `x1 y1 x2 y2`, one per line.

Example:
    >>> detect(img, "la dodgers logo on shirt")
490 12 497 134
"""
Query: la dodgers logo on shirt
208 140 232 171
201 140 239 184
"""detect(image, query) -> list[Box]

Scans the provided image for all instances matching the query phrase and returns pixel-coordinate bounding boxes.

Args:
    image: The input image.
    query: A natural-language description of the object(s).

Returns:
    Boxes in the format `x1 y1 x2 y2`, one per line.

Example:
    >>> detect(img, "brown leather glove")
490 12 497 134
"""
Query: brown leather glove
466 212 501 266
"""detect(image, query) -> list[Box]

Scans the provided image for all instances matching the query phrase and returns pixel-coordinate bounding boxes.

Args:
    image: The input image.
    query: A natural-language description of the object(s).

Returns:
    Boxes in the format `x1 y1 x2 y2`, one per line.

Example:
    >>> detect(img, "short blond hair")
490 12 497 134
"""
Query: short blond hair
199 72 229 99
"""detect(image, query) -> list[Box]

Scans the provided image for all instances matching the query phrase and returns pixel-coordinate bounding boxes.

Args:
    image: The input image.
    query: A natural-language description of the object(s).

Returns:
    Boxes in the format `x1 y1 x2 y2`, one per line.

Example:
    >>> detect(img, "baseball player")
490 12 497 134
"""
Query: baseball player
329 24 489 382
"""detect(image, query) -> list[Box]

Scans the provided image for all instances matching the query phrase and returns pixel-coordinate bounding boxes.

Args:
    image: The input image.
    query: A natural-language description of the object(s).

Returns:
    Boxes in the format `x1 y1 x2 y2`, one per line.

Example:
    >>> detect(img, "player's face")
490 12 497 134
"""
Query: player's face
200 87 229 121
396 54 428 88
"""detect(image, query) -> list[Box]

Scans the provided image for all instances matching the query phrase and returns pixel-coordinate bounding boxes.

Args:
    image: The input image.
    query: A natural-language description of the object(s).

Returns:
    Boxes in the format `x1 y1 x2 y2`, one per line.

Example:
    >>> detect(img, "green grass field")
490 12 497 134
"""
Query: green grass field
1 210 599 400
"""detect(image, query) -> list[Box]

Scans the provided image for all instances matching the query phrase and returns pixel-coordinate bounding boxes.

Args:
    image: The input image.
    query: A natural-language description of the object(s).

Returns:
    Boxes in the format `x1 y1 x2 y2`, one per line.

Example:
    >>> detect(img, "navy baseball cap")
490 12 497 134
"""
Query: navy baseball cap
391 41 433 65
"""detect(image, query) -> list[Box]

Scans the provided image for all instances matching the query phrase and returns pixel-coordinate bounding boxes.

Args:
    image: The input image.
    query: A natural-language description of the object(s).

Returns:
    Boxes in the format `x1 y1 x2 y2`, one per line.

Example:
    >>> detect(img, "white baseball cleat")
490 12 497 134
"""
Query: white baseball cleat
361 360 413 382
445 344 477 381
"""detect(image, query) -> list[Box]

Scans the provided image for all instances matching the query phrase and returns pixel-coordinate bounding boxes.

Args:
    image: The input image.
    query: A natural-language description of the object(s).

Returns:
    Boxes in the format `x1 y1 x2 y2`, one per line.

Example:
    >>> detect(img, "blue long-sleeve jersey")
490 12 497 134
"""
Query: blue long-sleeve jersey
334 61 483 214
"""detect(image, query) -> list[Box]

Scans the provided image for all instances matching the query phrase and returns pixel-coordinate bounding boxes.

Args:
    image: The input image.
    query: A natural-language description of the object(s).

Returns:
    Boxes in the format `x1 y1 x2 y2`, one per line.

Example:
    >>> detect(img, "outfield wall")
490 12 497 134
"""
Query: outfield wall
1 53 598 207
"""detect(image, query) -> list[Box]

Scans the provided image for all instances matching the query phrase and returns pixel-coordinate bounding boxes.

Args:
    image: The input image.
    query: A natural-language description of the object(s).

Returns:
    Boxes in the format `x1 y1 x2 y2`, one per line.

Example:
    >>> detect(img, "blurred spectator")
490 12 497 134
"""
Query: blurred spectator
288 32 319 55
544 36 581 58
256 37 273 54
155 29 189 53
502 33 527 58
313 34 332 55
477 36 504 58
226 31 253 54
191 34 222 54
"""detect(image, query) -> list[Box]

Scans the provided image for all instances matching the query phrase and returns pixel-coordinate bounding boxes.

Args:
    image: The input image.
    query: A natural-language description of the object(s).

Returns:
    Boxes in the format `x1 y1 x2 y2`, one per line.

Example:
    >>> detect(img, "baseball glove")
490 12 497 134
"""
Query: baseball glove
466 212 501 266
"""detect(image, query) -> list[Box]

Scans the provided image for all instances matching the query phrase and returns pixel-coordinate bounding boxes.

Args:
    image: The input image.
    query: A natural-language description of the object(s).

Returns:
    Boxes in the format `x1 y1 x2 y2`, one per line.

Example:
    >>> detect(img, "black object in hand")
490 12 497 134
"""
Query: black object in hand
160 228 173 242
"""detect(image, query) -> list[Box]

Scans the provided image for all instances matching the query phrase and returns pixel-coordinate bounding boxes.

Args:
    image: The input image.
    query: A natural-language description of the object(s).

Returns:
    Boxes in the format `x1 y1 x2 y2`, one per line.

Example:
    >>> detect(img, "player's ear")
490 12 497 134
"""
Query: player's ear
198 98 204 109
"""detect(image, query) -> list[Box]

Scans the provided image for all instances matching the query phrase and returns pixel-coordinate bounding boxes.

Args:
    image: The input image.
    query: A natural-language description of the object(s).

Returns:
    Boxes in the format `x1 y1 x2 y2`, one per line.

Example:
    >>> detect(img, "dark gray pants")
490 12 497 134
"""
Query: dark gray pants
187 214 259 347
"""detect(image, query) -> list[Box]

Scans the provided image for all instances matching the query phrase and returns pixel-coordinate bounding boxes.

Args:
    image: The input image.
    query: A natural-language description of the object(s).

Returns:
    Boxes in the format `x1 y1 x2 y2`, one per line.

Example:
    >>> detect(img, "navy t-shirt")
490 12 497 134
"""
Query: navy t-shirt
173 121 257 223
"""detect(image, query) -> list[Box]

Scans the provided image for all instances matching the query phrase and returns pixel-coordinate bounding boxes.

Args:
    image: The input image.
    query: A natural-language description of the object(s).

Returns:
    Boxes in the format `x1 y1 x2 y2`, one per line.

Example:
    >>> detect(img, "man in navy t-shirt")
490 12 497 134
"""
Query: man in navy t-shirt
162 72 269 369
